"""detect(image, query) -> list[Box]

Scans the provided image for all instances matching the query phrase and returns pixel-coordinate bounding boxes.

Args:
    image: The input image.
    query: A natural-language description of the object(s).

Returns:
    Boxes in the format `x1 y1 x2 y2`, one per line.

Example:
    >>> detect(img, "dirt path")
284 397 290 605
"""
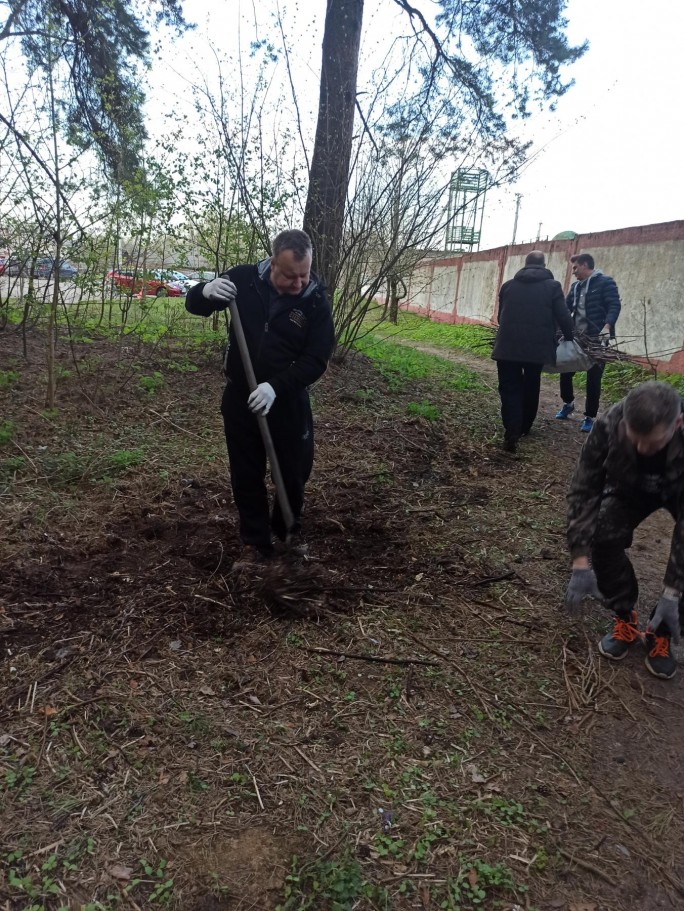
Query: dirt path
408 338 684 907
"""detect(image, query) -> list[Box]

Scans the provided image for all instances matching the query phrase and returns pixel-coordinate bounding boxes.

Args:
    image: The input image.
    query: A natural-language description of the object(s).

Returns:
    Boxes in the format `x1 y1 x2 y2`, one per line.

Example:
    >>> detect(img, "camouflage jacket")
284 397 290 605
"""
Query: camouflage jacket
567 400 684 587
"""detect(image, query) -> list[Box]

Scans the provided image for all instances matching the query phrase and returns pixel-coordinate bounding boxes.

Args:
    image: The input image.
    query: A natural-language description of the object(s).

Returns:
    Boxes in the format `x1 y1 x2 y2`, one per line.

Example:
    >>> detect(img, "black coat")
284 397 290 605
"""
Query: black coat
185 261 335 397
492 265 574 365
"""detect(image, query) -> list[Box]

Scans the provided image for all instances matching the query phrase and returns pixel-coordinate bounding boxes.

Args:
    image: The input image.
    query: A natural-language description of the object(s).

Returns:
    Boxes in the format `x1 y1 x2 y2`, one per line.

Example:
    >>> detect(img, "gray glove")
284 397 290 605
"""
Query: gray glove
565 567 602 614
648 594 681 643
248 382 276 416
202 276 237 307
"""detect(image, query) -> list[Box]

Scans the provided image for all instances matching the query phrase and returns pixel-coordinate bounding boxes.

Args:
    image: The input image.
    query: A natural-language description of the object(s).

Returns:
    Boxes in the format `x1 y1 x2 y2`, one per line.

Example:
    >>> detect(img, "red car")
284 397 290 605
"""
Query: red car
106 270 182 297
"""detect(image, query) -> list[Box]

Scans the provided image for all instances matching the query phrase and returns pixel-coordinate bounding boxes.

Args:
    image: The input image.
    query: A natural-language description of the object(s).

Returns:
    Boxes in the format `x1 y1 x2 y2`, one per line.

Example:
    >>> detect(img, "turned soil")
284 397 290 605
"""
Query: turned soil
1 328 683 911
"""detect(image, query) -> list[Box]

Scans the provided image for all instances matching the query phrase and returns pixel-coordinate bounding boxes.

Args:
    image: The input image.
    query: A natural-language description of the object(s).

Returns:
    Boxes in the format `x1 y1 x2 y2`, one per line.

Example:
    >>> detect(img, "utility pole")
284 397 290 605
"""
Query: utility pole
511 194 522 245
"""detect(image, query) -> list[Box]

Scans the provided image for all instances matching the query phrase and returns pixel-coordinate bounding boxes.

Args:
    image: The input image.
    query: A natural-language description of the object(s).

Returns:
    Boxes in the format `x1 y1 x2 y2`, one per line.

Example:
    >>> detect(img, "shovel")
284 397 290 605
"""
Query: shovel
226 299 295 543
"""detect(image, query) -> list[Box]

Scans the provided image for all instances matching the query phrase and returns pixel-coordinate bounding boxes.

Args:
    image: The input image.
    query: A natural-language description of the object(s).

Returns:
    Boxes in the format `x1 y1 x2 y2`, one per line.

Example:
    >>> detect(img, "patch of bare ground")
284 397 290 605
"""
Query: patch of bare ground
1 327 683 910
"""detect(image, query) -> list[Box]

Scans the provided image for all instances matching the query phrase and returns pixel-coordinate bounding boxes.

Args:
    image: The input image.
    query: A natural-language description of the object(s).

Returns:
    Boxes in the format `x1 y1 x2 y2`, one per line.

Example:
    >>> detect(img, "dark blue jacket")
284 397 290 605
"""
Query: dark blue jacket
185 261 335 397
566 271 621 338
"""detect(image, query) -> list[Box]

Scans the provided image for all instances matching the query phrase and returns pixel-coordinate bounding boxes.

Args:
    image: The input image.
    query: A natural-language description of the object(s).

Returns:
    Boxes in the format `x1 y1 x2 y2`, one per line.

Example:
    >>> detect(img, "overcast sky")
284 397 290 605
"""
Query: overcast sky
481 0 684 248
152 0 683 252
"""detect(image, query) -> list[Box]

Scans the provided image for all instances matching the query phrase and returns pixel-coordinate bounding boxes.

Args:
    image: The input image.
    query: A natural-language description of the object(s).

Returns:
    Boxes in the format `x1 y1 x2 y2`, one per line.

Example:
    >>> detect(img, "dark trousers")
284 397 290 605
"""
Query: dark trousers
221 384 314 549
496 360 543 441
591 491 684 634
559 362 605 418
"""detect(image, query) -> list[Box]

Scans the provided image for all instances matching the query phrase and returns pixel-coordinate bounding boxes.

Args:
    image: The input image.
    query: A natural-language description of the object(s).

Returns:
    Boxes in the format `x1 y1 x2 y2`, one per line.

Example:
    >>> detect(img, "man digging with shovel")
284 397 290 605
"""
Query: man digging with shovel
185 229 335 566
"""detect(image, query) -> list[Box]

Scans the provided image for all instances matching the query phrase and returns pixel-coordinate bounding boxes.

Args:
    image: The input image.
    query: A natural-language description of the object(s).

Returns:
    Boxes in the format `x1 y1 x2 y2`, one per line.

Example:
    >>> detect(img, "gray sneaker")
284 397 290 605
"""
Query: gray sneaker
644 633 677 679
598 611 642 660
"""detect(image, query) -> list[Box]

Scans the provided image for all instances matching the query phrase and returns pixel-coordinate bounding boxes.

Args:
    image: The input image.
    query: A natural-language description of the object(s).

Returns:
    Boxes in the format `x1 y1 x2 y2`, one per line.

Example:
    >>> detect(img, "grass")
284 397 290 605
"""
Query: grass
361 306 493 356
361 308 684 406
354 334 484 393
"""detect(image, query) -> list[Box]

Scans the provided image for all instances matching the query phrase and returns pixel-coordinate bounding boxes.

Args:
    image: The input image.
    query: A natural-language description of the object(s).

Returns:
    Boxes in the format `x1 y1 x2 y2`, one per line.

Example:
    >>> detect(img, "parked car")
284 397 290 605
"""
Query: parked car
152 269 192 292
186 270 218 282
33 257 78 280
4 256 30 276
106 270 182 298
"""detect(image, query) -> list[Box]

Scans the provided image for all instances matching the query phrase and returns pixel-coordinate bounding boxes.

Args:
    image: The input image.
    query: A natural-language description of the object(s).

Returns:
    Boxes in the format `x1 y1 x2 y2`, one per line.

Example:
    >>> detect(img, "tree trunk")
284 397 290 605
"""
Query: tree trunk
388 276 399 324
303 0 364 294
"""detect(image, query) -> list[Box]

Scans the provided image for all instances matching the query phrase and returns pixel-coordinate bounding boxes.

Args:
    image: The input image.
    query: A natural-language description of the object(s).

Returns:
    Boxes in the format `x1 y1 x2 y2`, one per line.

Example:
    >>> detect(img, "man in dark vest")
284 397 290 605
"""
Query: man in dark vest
492 251 574 452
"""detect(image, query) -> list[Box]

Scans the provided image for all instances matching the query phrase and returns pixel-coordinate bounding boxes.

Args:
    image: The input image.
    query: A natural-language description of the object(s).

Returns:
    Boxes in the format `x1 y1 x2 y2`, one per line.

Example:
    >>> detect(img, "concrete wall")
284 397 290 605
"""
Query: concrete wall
406 220 684 372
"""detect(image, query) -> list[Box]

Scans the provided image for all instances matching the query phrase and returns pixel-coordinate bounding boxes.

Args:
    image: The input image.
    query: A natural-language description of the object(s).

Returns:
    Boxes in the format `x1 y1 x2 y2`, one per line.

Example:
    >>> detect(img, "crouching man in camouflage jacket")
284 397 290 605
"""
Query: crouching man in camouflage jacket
564 381 684 679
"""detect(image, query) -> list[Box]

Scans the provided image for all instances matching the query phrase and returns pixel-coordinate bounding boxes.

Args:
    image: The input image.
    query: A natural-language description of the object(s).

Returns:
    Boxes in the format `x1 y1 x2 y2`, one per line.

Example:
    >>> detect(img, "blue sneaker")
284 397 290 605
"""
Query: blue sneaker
556 402 575 420
580 417 594 433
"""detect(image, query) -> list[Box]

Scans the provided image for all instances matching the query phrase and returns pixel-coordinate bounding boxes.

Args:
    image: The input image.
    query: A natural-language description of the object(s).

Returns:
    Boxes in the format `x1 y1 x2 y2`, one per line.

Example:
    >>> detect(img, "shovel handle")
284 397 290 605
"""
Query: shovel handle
226 299 295 535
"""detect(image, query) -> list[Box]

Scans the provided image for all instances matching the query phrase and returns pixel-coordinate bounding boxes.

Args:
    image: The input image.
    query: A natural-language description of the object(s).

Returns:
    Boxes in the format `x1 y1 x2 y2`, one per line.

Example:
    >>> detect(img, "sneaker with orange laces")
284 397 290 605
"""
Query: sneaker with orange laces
645 633 677 679
598 611 642 660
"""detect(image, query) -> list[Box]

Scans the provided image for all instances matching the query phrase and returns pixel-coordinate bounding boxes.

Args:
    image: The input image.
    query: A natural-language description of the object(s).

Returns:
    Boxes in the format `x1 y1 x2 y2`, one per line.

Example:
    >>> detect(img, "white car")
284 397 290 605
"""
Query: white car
152 269 194 293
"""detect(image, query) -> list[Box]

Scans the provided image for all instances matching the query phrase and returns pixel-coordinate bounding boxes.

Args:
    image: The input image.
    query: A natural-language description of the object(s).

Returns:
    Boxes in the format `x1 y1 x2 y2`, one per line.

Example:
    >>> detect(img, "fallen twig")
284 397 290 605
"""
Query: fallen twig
300 646 439 667
557 847 617 887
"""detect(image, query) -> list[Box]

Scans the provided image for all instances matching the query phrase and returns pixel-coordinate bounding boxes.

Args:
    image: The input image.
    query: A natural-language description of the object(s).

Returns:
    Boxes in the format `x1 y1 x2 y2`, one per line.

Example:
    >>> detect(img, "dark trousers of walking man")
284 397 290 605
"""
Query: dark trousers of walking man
496 360 544 444
560 361 606 418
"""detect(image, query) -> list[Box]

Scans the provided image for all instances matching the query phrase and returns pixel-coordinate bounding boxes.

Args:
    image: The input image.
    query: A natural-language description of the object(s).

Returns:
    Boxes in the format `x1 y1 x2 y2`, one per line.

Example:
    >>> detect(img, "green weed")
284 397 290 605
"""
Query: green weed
0 420 14 444
474 796 526 826
440 857 520 909
407 400 441 421
108 448 144 471
165 360 199 373
178 711 211 736
4 765 36 793
373 834 406 858
125 857 174 903
276 854 388 910
139 371 165 394
1 455 25 474
0 369 19 389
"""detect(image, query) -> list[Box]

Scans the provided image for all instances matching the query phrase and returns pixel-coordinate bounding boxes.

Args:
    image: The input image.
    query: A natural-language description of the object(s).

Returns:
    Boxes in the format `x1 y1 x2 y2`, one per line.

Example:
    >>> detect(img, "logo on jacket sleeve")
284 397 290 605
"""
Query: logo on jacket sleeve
289 309 308 329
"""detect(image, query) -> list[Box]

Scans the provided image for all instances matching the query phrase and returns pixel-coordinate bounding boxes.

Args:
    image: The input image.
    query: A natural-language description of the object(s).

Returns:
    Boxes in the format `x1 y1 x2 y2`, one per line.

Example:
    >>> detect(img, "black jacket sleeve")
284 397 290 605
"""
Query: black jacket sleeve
553 283 575 341
185 273 232 317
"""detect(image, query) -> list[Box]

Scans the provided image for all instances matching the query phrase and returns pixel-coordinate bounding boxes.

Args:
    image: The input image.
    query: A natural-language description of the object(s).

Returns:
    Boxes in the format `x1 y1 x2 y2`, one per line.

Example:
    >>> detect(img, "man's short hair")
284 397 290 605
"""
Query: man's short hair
570 253 595 270
272 229 312 262
525 250 545 266
624 381 682 434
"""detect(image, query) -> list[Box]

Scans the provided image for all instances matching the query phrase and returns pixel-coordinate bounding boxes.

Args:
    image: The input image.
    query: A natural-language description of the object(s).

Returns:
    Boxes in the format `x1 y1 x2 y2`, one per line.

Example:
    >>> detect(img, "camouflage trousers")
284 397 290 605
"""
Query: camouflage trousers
592 490 684 627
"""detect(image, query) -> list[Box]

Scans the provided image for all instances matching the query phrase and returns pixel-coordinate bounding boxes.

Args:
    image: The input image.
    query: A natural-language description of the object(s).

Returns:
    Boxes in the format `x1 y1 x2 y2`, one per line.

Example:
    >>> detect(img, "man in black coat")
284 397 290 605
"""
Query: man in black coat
555 252 621 433
185 229 335 561
493 251 575 452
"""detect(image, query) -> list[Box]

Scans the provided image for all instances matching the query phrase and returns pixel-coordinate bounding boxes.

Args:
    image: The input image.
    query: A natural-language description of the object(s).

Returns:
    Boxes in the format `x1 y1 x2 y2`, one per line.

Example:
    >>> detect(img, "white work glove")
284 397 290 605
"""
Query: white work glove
202 276 237 308
648 593 681 643
248 382 276 416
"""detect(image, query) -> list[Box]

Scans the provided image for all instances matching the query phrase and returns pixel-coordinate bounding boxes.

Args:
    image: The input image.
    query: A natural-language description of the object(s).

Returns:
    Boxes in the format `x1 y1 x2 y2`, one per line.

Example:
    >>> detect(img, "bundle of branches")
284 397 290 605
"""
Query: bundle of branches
486 325 638 366
574 330 635 365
